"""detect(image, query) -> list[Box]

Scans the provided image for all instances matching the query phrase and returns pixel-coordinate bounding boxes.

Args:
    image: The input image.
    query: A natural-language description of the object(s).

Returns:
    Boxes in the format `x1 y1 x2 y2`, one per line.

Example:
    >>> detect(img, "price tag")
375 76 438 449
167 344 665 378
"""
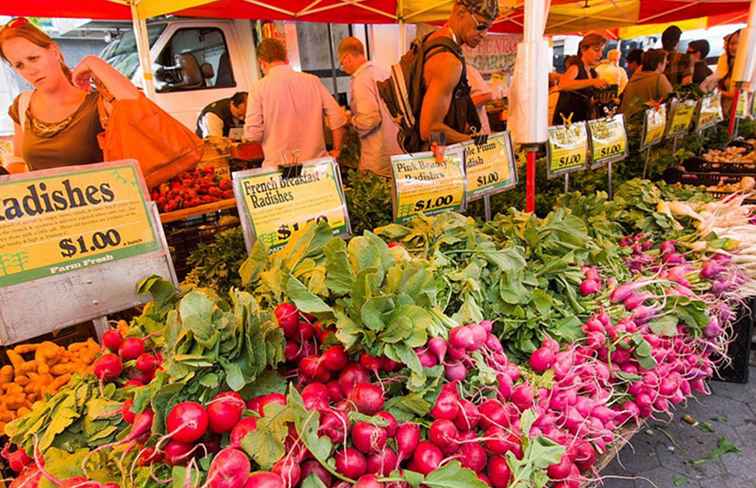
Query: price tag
697 92 724 130
735 91 750 119
642 104 667 148
233 158 350 251
461 132 517 201
0 161 160 287
588 115 627 169
391 148 466 224
667 99 696 137
546 122 589 179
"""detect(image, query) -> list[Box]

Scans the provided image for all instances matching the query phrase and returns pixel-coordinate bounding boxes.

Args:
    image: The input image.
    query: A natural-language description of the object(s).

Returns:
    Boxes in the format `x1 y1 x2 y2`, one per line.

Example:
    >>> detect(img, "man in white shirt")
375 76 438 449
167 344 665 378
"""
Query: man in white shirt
595 49 628 94
337 37 401 177
245 38 347 167
466 65 492 135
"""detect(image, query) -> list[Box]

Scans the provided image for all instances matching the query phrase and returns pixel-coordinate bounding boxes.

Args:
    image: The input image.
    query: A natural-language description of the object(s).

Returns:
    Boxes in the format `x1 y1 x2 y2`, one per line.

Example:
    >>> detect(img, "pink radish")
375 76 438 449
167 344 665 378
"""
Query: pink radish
396 423 420 462
355 474 382 488
349 383 384 415
411 441 442 475
166 401 209 443
487 456 512 488
335 448 367 479
366 448 398 476
246 471 285 488
208 392 245 434
338 365 370 397
351 422 388 454
207 448 251 488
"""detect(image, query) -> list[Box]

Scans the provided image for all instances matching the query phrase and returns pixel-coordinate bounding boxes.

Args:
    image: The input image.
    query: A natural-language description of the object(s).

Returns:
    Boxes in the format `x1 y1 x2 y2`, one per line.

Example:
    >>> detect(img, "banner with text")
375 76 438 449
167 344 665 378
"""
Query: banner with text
642 104 667 149
233 158 350 251
667 99 697 137
697 92 723 130
0 160 159 287
547 122 589 179
588 115 628 169
461 132 517 201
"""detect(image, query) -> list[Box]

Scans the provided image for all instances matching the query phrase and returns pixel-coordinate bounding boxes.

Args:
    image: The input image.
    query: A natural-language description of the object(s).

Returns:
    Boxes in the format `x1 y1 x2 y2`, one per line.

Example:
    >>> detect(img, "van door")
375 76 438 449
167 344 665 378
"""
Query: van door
136 20 254 131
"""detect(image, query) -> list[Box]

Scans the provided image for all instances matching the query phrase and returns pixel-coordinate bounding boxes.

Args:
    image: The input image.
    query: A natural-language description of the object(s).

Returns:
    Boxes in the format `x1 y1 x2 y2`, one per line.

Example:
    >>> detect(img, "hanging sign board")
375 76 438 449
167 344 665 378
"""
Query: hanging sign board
546 122 589 179
391 148 466 224
461 131 518 201
735 91 750 119
587 115 627 169
667 99 697 137
642 104 667 149
233 158 350 252
697 92 724 130
0 160 176 345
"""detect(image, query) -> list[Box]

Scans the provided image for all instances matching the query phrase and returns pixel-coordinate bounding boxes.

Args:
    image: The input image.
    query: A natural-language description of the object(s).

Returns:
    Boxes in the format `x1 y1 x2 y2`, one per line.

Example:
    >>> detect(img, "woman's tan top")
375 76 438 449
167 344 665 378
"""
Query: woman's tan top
8 91 103 171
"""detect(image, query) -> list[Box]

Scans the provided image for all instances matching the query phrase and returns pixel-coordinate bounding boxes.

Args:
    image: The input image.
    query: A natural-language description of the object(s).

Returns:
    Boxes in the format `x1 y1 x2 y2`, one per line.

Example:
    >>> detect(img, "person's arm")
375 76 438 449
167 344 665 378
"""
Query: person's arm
71 55 139 100
618 68 628 93
350 75 382 136
244 84 265 143
319 82 348 157
331 125 346 158
420 52 469 143
201 113 225 138
558 65 607 92
472 92 493 107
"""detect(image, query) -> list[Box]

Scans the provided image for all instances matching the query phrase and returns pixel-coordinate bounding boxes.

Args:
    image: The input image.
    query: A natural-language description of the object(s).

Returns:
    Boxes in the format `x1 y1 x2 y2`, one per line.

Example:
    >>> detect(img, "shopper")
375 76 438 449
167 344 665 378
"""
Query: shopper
662 25 685 87
1 18 139 172
552 33 608 125
620 49 673 121
466 64 493 135
596 49 629 94
337 37 400 178
625 48 644 78
195 92 247 139
715 29 741 117
672 53 694 86
687 39 712 85
245 38 347 167
416 0 499 145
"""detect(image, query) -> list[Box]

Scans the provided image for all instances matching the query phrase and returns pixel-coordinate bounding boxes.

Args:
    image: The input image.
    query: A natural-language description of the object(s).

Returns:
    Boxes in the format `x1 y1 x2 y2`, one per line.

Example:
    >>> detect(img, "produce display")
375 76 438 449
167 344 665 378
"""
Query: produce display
702 146 756 164
2 178 753 488
151 167 234 213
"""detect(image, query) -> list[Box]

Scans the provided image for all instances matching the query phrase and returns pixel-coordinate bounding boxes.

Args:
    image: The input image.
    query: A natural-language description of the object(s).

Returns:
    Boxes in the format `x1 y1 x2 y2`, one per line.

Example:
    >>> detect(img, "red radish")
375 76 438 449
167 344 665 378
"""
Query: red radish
120 399 136 424
246 472 284 488
459 442 486 472
207 448 251 488
136 447 159 466
547 455 574 480
579 280 600 296
128 367 154 385
320 346 348 372
349 383 384 415
230 417 258 448
431 384 460 420
478 400 510 429
257 393 287 416
284 343 301 363
511 383 534 411
102 329 123 353
444 361 467 381
427 337 448 363
119 337 145 361
300 356 326 381
468 324 487 349
411 441 442 475
208 392 245 434
529 346 555 373
352 422 388 454
355 474 382 488
381 357 401 372
318 409 347 443
298 321 315 342
449 326 476 351
429 419 459 452
335 448 367 479
166 401 209 443
447 346 467 361
338 365 370 397
135 353 159 373
275 303 300 338
396 423 421 461
366 448 398 476
376 411 398 436
326 381 344 402
487 456 512 488
163 440 194 465
272 457 301 487
572 440 596 471
417 349 438 368
2 444 31 473
301 460 332 486
453 399 480 432
93 354 122 382
360 353 383 372
302 383 330 411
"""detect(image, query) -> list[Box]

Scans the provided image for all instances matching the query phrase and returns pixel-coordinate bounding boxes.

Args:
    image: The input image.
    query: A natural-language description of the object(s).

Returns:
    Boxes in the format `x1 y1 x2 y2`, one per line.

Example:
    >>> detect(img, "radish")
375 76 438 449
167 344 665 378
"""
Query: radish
163 440 195 465
411 441 442 475
428 337 448 363
119 337 145 361
453 399 480 432
275 303 300 338
478 400 510 429
417 348 438 368
349 383 384 415
318 409 347 443
208 391 245 434
352 422 388 454
485 334 504 353
360 353 383 372
326 381 344 402
256 393 287 416
366 448 398 476
230 417 258 448
301 460 332 486
396 423 420 462
431 384 460 420
374 411 397 436
135 353 159 373
207 448 251 488
246 472 285 488
487 456 512 488
444 361 467 381
548 455 574 480
511 383 534 411
272 457 301 487
9 465 42 488
459 441 486 472
166 401 209 443
102 329 123 353
428 419 459 453
449 326 476 351
120 399 136 424
529 346 555 373
381 357 401 372
302 383 330 411
355 474 382 488
579 280 600 296
321 345 347 372
447 346 467 361
2 444 31 473
338 365 370 397
93 354 122 382
335 448 367 479
572 440 596 471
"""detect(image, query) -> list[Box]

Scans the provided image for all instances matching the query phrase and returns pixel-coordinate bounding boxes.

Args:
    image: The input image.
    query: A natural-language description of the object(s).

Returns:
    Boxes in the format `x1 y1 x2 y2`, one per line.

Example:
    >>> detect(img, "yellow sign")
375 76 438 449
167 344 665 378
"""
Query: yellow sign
547 122 589 179
643 104 667 148
697 92 723 130
736 91 750 119
462 132 517 201
588 115 627 168
0 161 159 287
391 149 466 224
234 158 350 251
667 100 696 137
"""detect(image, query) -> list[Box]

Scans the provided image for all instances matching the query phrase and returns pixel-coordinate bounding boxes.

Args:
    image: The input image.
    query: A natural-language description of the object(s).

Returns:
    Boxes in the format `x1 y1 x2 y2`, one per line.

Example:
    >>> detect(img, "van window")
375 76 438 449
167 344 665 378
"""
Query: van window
154 27 235 93
100 23 166 80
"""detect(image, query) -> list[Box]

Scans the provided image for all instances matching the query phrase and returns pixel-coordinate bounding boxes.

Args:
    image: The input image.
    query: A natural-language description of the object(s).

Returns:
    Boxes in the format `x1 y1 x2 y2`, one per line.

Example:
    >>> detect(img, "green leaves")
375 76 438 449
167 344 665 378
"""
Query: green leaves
286 275 332 313
506 411 566 488
422 461 488 488
241 402 293 469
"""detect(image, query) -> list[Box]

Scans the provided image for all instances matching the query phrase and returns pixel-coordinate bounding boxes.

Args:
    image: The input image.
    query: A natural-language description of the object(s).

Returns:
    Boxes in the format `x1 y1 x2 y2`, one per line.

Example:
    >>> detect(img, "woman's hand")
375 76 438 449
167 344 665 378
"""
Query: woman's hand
71 56 97 91
592 78 609 89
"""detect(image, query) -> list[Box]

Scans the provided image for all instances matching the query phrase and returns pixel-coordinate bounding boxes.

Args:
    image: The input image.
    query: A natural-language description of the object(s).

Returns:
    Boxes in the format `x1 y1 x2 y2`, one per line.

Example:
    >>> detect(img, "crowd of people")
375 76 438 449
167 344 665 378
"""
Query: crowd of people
550 24 744 126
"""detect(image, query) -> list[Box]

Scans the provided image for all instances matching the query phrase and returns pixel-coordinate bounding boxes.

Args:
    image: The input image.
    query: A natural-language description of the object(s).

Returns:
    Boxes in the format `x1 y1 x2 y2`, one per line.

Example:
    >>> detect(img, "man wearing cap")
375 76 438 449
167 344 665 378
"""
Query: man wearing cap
687 40 712 85
418 0 499 145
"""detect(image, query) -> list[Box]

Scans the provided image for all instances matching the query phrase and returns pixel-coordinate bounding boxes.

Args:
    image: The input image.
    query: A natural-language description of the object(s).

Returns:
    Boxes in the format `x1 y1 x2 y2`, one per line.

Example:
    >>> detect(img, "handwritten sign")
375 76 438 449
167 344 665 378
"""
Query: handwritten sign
547 122 589 179
461 132 517 201
391 148 466 224
588 115 627 169
736 91 750 119
233 158 350 251
0 161 159 287
667 99 697 137
697 92 724 130
642 104 667 148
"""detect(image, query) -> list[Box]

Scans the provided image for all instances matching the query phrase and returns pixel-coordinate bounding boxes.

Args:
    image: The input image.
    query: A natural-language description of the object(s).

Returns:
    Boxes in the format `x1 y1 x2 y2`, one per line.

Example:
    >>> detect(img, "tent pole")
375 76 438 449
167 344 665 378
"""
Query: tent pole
130 2 156 100
729 0 755 137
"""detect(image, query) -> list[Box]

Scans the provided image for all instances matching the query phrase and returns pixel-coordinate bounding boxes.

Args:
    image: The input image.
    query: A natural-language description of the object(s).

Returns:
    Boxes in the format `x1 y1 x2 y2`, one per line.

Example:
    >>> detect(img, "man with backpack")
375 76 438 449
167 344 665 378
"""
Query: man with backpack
377 0 499 152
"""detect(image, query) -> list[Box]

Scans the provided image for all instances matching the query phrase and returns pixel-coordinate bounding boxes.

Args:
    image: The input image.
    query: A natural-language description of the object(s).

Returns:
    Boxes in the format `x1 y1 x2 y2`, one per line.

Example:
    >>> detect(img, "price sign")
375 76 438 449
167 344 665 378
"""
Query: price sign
735 91 750 119
233 158 350 251
588 115 627 169
642 104 667 149
546 122 589 179
391 148 466 224
461 132 517 201
667 99 697 137
697 92 724 130
0 161 160 287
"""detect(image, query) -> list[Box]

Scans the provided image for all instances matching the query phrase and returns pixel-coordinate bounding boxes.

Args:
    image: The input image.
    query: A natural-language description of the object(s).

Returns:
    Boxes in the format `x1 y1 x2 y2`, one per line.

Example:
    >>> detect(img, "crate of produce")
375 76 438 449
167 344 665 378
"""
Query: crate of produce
678 171 748 187
683 145 756 173
164 213 240 281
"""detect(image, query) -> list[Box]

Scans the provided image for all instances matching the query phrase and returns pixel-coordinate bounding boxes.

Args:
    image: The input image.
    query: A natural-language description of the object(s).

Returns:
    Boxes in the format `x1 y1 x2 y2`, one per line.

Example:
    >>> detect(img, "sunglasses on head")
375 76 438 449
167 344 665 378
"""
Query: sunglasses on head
4 17 29 30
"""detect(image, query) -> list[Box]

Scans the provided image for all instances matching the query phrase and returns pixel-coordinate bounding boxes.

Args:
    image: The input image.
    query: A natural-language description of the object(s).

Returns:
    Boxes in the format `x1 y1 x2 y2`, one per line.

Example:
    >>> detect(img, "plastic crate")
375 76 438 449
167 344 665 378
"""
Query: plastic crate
683 157 756 175
678 171 746 187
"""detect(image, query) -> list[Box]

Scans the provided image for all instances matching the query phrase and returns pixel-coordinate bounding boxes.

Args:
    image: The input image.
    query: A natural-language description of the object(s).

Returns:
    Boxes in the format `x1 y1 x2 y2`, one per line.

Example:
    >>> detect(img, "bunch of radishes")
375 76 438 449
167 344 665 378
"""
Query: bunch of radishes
93 329 161 387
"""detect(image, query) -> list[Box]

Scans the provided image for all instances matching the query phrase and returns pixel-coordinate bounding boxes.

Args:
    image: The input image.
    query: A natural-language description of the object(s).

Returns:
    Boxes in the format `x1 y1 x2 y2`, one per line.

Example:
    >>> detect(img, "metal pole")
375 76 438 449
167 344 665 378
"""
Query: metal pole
643 148 651 179
607 160 613 199
728 87 740 138
526 149 537 212
484 195 492 221
326 23 339 95
564 172 569 193
130 3 156 99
